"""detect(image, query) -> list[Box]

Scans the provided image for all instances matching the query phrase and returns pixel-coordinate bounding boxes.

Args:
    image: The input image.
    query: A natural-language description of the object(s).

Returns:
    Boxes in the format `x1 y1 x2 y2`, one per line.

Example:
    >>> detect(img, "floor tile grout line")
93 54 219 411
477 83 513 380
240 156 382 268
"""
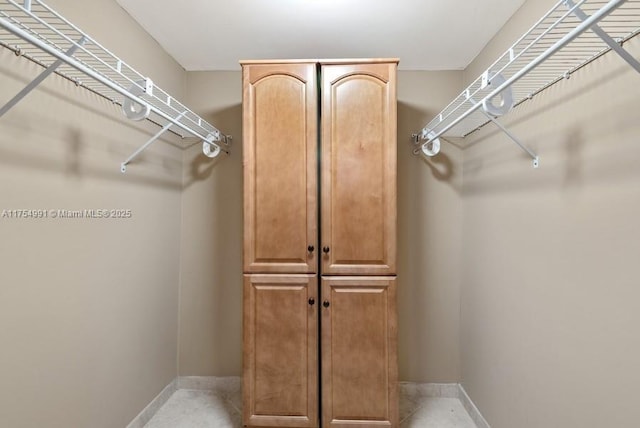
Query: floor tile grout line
399 400 429 425
224 395 242 415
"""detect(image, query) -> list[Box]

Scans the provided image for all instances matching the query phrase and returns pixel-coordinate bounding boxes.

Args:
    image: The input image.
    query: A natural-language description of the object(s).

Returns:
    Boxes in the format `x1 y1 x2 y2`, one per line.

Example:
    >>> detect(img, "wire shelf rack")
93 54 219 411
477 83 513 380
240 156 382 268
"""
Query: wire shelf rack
414 0 640 166
0 0 231 171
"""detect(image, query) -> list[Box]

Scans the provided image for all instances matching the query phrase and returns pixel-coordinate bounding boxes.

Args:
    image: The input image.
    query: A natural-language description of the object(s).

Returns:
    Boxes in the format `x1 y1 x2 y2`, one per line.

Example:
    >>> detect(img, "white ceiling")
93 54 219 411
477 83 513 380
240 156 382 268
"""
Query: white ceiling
115 0 526 71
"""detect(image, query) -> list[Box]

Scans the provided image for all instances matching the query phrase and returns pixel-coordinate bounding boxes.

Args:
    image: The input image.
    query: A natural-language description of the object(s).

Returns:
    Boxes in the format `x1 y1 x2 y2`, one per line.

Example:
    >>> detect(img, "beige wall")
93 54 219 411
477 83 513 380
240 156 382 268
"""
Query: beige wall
397 71 464 382
178 69 465 382
460 0 640 426
0 0 186 427
179 71 243 376
12 1 634 424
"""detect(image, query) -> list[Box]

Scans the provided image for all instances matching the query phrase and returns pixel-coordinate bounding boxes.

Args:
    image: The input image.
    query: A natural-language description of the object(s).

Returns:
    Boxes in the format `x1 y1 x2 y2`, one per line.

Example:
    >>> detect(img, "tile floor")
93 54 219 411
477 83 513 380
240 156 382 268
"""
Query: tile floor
143 380 478 428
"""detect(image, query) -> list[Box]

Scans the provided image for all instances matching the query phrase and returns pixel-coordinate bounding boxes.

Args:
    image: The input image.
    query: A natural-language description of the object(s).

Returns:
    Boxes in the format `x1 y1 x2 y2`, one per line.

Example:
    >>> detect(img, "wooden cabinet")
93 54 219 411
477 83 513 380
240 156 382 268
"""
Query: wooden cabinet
243 62 318 274
321 277 398 427
243 274 318 427
242 59 398 428
321 63 397 276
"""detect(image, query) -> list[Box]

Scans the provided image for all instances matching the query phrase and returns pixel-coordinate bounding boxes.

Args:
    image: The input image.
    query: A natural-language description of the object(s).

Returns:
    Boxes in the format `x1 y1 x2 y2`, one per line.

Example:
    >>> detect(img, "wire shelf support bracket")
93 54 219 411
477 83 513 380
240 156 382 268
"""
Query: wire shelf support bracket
413 0 640 168
0 35 85 117
565 0 640 72
0 0 232 172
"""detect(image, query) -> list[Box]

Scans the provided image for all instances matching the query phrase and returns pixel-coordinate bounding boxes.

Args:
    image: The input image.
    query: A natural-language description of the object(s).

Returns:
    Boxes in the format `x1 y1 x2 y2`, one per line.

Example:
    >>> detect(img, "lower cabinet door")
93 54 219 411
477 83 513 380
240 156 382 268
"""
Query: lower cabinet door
321 276 398 428
243 274 319 427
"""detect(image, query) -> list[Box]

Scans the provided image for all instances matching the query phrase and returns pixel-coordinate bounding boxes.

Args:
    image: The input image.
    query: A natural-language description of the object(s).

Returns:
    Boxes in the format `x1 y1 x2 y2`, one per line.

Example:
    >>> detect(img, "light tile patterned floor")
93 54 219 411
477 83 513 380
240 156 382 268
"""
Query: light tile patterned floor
401 397 477 428
144 383 477 428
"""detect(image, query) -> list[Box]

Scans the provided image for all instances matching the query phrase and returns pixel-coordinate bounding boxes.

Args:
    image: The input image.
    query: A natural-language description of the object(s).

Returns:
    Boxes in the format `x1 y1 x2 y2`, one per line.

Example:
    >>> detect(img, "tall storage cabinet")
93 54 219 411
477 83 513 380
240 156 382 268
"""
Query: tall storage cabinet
242 59 398 428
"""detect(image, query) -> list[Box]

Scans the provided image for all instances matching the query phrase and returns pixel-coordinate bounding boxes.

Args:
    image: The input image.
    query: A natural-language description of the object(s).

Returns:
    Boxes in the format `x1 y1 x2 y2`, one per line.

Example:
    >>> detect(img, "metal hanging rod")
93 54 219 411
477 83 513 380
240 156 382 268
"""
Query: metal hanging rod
0 0 231 172
413 0 640 168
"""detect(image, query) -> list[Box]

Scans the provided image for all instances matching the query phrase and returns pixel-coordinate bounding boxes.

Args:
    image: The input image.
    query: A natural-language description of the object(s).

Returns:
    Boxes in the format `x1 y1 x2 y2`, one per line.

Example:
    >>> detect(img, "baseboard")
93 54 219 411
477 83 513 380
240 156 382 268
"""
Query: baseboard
398 381 460 398
177 375 241 394
125 376 242 427
399 382 491 428
126 377 489 428
126 379 177 428
458 384 491 428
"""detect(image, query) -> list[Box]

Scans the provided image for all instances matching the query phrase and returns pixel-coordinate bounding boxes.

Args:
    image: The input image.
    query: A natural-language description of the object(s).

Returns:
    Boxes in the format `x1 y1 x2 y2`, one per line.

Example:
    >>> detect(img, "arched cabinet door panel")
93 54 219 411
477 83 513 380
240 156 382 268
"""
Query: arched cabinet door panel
243 62 318 274
320 62 397 276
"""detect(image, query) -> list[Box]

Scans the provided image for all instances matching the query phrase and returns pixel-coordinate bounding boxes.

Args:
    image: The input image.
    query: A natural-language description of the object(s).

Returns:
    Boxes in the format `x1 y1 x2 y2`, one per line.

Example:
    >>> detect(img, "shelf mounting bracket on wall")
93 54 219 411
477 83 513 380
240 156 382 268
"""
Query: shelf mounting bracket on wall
413 86 540 168
476 111 540 168
0 0 232 171
120 112 228 173
469 91 540 168
121 111 187 173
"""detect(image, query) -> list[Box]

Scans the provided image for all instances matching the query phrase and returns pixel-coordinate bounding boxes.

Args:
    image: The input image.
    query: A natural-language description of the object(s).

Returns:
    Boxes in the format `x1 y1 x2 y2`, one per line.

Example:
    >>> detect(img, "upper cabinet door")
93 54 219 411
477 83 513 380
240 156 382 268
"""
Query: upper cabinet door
243 63 318 273
321 62 397 276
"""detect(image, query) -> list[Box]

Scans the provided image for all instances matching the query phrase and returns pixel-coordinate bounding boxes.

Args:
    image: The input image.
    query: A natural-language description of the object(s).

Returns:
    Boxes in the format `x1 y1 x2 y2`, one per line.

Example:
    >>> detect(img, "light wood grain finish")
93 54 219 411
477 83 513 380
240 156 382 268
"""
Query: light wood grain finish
320 62 397 275
243 60 399 428
243 274 318 427
321 276 398 428
243 63 318 273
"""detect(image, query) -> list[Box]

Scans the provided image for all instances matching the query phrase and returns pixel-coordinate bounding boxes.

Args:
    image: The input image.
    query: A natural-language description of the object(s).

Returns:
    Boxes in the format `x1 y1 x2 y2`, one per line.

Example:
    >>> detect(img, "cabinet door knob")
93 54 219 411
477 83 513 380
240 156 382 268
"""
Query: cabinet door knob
308 245 315 253
322 246 330 254
323 301 330 308
308 298 315 306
